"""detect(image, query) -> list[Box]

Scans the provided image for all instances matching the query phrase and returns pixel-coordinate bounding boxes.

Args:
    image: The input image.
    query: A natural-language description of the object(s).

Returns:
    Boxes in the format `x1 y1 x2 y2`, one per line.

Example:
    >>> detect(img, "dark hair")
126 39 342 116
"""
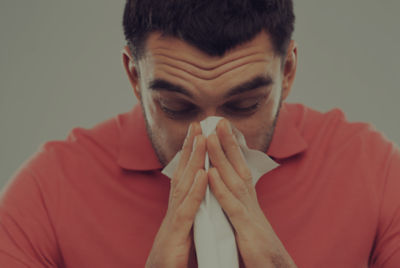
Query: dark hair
123 0 294 61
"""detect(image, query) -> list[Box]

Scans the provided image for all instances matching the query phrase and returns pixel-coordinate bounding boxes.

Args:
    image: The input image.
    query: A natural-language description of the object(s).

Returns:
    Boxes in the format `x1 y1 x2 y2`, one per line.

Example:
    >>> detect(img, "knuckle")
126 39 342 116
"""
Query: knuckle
230 205 246 219
233 181 248 196
170 176 179 188
213 190 223 201
213 189 229 205
189 155 205 171
191 192 204 206
174 207 192 225
171 186 183 201
227 139 238 151
240 168 253 184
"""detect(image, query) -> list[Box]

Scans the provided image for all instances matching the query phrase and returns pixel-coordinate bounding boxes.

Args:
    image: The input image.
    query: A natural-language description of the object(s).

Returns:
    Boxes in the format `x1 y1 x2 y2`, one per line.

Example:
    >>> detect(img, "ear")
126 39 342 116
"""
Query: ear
122 45 141 101
281 40 297 101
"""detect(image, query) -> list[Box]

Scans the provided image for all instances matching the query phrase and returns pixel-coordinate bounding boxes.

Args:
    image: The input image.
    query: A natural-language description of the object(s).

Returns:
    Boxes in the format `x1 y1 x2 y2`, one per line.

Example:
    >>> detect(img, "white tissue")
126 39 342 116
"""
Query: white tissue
161 116 279 268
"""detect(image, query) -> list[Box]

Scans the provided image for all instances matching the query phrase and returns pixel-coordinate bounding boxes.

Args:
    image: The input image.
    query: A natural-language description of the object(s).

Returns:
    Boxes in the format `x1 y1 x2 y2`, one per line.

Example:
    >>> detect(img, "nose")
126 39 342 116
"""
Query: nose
198 108 222 122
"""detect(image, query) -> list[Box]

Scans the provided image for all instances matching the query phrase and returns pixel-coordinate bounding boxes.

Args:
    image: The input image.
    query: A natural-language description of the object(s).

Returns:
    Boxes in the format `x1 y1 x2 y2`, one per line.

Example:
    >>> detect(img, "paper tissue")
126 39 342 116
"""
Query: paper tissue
162 116 279 268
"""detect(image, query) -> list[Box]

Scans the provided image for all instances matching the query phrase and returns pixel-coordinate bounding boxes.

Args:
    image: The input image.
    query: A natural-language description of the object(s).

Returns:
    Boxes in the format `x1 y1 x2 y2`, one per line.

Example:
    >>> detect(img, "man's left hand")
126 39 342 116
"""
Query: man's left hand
206 119 297 268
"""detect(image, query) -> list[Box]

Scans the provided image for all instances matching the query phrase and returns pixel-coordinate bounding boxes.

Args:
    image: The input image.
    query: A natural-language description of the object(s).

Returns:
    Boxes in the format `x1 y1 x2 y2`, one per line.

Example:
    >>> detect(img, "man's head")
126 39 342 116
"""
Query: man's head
122 0 297 166
123 0 294 61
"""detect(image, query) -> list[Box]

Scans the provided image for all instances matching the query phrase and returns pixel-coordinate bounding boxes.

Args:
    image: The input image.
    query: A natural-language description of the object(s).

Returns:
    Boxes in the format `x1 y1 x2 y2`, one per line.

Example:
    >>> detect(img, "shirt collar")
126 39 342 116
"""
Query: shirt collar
267 103 308 159
117 105 163 171
117 103 308 171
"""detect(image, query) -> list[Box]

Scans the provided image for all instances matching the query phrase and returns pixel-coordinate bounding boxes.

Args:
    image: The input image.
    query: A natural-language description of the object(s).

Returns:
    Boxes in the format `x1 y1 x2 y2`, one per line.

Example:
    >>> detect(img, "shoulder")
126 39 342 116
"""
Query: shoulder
42 114 121 166
285 102 399 191
3 110 132 192
285 103 396 159
285 103 400 208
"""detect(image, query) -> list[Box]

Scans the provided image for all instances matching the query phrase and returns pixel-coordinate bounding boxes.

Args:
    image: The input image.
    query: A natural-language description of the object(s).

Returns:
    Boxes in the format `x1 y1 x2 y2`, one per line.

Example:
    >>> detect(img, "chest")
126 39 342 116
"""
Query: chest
55 164 377 268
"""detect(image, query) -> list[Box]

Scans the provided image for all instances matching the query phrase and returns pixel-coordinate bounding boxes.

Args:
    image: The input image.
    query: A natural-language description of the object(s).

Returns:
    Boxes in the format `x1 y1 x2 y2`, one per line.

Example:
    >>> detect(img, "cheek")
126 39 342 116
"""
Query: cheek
235 116 271 150
143 95 190 159
234 88 281 150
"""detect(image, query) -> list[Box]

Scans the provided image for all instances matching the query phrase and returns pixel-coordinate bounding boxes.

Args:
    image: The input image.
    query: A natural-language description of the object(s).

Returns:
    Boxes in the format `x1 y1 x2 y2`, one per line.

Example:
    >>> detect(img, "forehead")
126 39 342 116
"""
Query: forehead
138 31 281 97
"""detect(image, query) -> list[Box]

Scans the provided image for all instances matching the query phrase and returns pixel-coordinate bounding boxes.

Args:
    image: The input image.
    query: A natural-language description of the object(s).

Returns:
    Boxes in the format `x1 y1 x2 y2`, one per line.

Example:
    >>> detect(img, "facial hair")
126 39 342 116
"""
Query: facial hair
260 95 283 153
141 96 283 167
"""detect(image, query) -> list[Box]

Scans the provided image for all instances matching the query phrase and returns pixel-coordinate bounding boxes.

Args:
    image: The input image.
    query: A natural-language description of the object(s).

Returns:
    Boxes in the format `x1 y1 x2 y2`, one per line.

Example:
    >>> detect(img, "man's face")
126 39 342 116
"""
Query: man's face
127 31 295 166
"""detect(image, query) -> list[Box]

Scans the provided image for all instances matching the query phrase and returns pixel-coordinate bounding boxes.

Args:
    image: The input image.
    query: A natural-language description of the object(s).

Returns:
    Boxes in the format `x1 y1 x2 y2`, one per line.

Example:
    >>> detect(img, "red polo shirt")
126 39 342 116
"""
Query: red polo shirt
1 103 400 267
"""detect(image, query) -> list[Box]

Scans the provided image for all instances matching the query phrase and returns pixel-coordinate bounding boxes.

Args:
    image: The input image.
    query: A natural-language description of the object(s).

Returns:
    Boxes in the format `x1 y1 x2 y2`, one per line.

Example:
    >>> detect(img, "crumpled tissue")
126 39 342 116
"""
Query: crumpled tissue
162 116 279 268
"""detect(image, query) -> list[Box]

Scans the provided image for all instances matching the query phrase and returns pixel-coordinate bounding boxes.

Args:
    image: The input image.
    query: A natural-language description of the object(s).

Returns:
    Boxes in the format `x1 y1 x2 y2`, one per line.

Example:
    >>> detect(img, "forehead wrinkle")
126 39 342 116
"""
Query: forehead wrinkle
156 69 198 93
151 47 269 71
156 58 270 82
153 69 221 103
155 61 273 99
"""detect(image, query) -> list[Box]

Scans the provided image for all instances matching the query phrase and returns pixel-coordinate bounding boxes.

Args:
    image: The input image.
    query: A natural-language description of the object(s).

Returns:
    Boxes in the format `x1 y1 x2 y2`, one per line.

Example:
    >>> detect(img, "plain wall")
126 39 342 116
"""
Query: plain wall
1 1 399 189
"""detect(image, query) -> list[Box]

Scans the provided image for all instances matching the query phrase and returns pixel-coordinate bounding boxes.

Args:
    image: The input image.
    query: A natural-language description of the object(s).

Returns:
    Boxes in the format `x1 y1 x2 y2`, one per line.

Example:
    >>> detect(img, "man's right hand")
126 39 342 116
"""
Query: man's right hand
146 123 207 268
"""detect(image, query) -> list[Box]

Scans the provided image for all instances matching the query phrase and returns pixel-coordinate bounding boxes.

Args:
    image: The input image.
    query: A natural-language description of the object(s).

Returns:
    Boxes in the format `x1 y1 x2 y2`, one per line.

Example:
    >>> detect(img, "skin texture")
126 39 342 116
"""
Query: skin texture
122 30 298 267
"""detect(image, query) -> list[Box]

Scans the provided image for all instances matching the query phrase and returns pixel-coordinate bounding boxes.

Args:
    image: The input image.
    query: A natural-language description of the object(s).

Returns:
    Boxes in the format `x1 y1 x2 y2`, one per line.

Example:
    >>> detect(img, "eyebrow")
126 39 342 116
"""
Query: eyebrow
149 79 193 97
225 75 273 98
148 75 273 98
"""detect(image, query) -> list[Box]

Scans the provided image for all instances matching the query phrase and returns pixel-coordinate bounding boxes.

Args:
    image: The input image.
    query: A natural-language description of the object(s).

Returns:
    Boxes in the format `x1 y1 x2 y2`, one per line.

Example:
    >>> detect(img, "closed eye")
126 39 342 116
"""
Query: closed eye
157 94 266 119
223 98 262 116
158 99 197 118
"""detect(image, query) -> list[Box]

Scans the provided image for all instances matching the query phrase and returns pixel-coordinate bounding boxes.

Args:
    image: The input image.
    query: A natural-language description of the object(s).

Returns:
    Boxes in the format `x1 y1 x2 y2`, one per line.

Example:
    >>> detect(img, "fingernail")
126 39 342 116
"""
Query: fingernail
187 123 193 137
193 135 199 148
182 124 192 148
193 135 202 152
196 169 204 178
225 120 232 134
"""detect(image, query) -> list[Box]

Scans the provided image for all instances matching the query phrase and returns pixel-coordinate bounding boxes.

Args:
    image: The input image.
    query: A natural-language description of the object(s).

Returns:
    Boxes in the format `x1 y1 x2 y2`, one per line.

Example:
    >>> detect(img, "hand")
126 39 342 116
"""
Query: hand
207 119 297 268
146 123 208 268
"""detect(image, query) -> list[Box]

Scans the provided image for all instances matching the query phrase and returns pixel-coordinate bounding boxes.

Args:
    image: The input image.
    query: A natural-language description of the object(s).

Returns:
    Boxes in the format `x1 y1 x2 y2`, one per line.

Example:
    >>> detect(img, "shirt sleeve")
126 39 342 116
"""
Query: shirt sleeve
0 155 62 267
370 146 400 267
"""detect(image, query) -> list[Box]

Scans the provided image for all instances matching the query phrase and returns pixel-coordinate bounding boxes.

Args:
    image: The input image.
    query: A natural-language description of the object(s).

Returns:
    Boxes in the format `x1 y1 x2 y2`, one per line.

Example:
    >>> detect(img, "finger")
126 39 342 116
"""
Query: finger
173 135 206 206
216 119 253 186
208 168 247 228
207 133 251 202
172 122 202 183
175 169 208 239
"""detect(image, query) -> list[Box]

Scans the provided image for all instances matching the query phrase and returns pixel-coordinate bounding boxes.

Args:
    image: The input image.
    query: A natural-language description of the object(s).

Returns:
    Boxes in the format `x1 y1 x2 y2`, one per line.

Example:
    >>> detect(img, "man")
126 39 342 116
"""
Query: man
0 0 399 267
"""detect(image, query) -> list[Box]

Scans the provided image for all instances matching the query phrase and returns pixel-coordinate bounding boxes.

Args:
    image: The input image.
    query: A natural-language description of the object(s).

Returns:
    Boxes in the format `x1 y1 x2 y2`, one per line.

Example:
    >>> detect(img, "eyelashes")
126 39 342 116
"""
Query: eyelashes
160 104 197 118
158 99 197 117
158 97 265 119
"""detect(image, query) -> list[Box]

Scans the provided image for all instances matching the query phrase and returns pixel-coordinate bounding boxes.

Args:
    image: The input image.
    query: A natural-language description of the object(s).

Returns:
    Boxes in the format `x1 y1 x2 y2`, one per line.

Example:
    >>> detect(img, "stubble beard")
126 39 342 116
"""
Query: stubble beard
140 97 282 167
139 103 169 166
259 96 282 154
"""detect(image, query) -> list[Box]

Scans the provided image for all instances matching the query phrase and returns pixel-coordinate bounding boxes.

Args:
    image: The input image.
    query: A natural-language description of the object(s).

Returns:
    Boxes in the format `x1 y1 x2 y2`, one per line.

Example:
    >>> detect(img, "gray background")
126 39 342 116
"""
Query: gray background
1 1 399 189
